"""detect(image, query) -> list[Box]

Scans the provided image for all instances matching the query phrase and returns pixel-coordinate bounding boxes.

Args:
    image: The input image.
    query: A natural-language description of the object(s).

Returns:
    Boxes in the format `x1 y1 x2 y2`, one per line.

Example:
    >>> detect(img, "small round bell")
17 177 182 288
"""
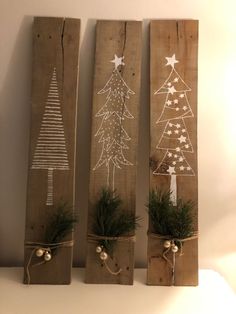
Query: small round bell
99 251 108 261
163 240 171 248
44 251 52 262
96 246 103 253
171 245 179 253
35 248 44 257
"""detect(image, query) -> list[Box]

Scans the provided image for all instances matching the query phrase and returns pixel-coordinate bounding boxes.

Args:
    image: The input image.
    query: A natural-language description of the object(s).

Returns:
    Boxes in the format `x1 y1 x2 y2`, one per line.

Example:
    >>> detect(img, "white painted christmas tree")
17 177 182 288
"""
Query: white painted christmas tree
31 67 69 206
93 54 134 190
153 54 195 205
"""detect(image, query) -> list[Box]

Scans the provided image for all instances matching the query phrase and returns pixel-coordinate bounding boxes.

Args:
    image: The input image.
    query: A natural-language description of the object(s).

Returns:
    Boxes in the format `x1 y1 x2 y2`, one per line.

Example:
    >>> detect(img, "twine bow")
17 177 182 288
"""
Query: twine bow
87 234 136 276
24 240 73 284
148 232 198 285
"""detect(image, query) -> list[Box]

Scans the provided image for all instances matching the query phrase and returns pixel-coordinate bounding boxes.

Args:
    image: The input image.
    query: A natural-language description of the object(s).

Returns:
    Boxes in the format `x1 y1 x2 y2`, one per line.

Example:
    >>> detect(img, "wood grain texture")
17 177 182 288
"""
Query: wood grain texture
24 17 80 284
85 20 142 285
148 20 198 286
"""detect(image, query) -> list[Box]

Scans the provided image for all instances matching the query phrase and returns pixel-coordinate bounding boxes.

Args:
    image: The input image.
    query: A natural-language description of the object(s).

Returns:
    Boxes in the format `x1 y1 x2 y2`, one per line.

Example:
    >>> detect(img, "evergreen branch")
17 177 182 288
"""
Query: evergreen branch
92 188 140 254
148 188 195 240
45 203 77 244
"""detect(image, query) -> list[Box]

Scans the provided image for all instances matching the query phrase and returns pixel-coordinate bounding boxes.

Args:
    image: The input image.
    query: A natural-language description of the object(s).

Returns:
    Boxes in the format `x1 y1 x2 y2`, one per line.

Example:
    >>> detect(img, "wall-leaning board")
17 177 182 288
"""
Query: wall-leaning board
24 17 80 284
148 20 198 286
85 20 142 285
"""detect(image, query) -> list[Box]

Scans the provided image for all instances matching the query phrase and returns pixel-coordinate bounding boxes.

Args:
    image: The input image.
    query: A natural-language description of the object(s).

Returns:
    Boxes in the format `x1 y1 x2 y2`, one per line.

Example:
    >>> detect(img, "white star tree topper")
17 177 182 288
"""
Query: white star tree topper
165 54 179 68
110 54 125 69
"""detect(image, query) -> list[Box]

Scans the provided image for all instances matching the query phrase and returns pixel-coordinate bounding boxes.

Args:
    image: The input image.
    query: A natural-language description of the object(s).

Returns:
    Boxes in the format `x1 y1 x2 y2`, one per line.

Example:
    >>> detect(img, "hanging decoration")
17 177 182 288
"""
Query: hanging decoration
147 189 197 285
88 188 139 276
25 204 77 284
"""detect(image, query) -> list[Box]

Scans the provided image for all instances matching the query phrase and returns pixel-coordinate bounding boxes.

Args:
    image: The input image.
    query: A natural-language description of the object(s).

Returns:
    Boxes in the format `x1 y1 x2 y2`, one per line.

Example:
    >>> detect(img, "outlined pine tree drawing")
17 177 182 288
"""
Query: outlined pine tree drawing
93 54 134 191
31 67 69 206
153 54 195 205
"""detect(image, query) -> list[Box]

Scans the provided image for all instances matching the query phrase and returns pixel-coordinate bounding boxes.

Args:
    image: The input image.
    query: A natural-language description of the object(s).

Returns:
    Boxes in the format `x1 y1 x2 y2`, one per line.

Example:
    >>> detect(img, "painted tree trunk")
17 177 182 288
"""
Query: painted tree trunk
170 174 177 206
46 168 54 206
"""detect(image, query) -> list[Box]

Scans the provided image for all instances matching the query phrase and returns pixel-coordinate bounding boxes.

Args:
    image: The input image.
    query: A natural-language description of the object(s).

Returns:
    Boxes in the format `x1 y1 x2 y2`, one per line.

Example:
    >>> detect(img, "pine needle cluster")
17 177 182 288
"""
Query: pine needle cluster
92 188 140 253
148 189 195 239
45 203 77 244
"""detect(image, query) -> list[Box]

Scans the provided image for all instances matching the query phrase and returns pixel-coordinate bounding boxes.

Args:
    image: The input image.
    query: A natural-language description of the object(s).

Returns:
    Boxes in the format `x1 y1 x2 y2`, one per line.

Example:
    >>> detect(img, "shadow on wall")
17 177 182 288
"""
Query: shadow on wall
0 15 33 266
73 18 97 267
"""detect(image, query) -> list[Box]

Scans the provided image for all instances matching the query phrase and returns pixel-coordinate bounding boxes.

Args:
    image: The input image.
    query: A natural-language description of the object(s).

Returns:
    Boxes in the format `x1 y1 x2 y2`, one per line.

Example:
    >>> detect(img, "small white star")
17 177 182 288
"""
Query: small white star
174 99 179 104
110 54 125 69
173 77 179 82
176 123 181 128
166 100 172 106
165 54 179 68
174 130 179 134
176 147 181 152
187 166 191 171
179 157 184 162
167 130 172 135
183 106 187 111
169 123 173 127
178 135 187 143
174 154 178 158
182 129 186 133
185 144 189 148
167 82 172 87
179 93 185 98
168 86 176 95
175 107 179 111
167 166 176 175
168 152 173 157
172 161 176 165
180 166 185 171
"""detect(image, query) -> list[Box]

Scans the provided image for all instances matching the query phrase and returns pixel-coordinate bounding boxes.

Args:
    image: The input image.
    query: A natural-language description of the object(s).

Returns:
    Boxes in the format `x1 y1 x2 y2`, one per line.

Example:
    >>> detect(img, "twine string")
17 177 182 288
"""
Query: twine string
87 234 135 276
148 232 198 285
25 240 73 284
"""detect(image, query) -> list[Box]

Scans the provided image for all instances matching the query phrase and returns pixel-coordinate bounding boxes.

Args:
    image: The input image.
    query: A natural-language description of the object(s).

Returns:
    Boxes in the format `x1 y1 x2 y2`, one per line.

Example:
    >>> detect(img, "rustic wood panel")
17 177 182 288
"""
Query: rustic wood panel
85 20 142 285
24 17 80 284
148 20 198 286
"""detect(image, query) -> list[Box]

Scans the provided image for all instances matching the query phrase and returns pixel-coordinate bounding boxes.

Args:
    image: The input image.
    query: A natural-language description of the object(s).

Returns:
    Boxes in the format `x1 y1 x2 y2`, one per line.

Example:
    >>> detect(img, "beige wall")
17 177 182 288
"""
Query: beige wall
1 0 236 289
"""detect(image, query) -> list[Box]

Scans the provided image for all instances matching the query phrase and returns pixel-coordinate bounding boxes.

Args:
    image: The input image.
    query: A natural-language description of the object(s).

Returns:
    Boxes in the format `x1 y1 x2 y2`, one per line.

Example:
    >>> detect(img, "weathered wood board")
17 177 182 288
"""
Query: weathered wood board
85 20 142 285
24 17 80 284
148 20 198 286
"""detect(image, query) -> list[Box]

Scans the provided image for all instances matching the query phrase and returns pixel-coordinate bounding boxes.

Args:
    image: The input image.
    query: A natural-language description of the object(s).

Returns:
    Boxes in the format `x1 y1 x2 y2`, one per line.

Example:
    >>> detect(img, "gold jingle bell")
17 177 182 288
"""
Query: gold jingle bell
96 246 103 253
171 245 179 253
35 248 44 257
100 251 108 261
163 240 171 248
44 251 52 262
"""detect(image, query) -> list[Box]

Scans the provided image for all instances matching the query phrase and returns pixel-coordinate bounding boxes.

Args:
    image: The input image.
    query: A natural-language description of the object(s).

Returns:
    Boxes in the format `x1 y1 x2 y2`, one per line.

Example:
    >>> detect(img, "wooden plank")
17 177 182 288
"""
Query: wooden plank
24 17 80 284
85 20 142 285
148 20 198 286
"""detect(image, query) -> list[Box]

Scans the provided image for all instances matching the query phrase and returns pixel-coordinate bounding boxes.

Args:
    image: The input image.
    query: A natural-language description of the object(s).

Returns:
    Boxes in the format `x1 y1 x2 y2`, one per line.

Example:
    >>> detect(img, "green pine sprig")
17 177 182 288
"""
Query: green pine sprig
45 203 77 244
148 188 195 240
92 188 140 254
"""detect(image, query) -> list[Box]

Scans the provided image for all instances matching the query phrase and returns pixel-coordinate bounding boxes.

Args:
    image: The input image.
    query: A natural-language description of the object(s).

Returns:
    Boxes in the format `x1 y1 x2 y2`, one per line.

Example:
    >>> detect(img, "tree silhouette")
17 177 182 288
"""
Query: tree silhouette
153 54 194 205
93 55 134 191
31 67 69 206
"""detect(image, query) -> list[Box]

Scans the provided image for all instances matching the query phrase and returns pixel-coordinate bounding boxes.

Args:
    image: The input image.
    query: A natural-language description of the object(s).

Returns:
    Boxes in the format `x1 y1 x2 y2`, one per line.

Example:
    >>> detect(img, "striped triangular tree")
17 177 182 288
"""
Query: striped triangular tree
31 67 69 206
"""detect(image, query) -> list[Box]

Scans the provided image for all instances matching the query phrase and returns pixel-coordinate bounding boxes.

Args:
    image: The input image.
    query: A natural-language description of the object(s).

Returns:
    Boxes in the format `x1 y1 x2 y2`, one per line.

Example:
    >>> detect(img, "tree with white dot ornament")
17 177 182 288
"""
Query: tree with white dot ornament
93 54 135 191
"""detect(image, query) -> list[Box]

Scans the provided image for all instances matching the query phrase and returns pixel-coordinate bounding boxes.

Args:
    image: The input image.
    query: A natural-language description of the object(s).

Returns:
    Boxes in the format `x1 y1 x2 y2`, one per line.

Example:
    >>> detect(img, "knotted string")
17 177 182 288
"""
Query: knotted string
87 234 135 276
24 240 73 284
148 232 198 285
